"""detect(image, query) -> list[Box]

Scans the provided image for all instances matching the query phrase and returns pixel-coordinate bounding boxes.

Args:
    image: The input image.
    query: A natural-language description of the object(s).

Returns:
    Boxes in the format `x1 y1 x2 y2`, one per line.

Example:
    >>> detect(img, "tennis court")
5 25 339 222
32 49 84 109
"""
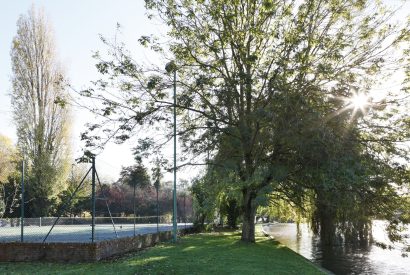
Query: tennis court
0 217 192 243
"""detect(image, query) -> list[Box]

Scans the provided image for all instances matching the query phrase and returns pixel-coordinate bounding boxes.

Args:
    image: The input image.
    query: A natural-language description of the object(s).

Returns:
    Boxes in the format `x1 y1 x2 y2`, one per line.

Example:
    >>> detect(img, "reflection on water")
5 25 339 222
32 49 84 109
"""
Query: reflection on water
263 222 410 275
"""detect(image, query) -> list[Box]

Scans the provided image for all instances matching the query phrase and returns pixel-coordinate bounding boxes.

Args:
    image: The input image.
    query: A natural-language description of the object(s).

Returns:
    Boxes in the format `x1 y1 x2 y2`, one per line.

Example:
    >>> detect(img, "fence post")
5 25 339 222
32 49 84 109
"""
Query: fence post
156 187 159 233
184 193 186 230
91 156 96 243
20 157 24 242
133 184 136 237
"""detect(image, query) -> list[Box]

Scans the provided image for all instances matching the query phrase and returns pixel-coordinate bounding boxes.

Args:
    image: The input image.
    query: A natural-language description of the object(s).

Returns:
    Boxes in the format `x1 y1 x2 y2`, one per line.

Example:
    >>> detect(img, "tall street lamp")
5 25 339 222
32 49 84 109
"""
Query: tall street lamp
166 61 178 242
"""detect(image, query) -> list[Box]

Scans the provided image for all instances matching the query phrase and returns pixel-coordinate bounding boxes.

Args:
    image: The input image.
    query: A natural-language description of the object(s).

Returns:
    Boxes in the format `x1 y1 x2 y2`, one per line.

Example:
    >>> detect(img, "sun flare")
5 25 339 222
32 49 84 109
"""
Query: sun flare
349 93 369 112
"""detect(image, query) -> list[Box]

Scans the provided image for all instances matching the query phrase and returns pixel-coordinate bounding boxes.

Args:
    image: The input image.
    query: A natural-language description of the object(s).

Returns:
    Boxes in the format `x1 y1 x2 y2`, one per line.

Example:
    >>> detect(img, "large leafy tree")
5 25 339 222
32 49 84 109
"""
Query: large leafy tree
80 0 410 242
10 6 71 216
283 96 409 245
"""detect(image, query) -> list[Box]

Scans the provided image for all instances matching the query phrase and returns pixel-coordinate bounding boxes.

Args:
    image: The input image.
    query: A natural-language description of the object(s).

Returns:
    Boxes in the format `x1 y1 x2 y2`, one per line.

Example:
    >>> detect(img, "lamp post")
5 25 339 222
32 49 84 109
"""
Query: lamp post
166 61 178 242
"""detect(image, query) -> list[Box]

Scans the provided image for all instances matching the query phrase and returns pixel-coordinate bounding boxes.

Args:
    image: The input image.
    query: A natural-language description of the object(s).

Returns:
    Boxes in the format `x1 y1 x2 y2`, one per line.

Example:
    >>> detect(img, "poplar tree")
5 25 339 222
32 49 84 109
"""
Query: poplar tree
11 6 71 216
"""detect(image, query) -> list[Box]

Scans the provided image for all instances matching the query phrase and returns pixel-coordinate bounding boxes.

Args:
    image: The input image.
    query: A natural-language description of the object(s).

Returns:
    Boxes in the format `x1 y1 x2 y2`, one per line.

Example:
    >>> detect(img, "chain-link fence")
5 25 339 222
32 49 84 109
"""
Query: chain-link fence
0 157 193 243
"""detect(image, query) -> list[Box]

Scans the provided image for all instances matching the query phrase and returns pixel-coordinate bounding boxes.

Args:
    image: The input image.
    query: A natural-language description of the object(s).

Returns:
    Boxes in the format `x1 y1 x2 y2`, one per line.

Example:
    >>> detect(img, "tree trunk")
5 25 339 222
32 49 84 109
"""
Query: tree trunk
316 201 336 245
319 211 336 245
241 189 256 242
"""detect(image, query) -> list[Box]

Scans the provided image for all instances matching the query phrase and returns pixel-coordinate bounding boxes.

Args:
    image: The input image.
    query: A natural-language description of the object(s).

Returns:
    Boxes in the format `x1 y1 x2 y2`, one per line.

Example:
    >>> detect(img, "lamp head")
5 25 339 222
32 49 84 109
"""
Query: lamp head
165 61 177 73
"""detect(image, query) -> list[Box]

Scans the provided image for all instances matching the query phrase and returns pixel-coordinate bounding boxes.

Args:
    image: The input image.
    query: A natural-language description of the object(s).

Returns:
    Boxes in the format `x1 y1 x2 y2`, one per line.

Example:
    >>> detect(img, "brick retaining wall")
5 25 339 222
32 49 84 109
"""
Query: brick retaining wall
0 229 191 262
0 242 96 262
95 231 172 260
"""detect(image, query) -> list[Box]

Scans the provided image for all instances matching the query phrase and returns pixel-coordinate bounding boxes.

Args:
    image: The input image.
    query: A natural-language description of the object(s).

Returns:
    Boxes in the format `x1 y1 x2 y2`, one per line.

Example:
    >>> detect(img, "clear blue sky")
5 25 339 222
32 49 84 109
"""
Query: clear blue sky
0 0 168 180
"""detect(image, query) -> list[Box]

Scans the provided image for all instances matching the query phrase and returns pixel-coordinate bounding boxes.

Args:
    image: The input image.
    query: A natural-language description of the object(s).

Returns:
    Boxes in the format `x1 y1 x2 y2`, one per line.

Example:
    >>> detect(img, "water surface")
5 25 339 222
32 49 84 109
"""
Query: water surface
263 222 410 275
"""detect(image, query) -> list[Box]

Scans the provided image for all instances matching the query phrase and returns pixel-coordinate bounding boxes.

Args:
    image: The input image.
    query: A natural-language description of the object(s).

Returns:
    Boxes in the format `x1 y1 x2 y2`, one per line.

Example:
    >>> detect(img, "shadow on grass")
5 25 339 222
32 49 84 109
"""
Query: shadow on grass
118 232 323 275
0 231 324 275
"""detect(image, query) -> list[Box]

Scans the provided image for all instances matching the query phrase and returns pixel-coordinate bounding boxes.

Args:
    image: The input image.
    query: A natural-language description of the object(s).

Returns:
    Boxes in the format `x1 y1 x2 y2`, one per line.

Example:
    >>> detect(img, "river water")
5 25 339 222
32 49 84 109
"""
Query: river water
262 222 410 274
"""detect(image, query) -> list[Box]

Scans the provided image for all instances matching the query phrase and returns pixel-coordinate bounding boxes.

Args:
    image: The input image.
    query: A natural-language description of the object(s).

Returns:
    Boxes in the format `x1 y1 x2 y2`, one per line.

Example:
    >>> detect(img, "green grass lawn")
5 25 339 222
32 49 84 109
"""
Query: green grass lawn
0 229 325 275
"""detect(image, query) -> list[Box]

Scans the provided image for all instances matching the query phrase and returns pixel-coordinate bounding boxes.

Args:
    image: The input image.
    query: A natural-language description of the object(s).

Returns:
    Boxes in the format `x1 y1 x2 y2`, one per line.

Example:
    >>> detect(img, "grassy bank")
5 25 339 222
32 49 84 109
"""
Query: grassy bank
0 229 324 274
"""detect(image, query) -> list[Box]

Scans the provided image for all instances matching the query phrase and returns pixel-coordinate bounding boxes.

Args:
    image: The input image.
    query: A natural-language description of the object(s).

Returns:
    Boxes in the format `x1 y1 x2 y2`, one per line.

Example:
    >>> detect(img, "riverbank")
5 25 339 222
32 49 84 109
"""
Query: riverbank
0 227 324 274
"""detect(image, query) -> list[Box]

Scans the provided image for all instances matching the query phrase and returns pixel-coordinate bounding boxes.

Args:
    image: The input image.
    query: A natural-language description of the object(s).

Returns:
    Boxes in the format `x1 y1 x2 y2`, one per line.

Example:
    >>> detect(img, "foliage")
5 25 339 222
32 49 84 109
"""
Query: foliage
0 135 17 183
56 164 92 217
0 135 20 218
10 6 72 217
190 175 218 229
118 158 151 189
151 159 162 191
79 0 410 242
94 182 192 218
0 172 21 219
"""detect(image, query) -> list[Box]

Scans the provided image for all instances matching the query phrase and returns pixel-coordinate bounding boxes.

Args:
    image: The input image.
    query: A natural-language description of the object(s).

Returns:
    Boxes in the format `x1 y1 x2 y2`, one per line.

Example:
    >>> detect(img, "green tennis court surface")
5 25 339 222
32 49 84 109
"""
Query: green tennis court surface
0 223 192 243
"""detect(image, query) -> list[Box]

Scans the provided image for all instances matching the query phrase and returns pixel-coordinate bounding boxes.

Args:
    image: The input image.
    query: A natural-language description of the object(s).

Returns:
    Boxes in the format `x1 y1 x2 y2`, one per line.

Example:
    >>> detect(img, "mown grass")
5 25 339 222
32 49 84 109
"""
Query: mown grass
0 228 324 275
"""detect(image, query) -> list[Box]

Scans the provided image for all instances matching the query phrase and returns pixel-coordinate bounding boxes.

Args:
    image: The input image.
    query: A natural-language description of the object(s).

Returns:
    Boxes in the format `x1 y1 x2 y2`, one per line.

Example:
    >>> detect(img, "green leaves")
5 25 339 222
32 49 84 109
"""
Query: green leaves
81 0 410 244
138 35 151 47
118 160 151 188
96 61 109 74
147 75 162 90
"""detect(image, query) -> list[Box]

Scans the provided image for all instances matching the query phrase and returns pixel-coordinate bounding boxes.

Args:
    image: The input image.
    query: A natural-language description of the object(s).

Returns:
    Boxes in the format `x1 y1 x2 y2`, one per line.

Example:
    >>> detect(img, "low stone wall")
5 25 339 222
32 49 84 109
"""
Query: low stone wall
0 229 190 262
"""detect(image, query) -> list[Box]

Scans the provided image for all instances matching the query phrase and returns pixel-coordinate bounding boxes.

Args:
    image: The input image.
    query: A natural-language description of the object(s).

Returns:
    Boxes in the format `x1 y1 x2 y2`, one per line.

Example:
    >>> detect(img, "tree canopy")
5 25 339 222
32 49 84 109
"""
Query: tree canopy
79 0 410 243
11 6 72 216
118 158 151 189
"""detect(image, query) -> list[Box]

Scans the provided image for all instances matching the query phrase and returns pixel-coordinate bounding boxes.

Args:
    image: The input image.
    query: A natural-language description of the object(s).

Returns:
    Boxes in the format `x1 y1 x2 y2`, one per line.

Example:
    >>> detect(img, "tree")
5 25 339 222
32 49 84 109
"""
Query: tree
0 135 17 183
10 6 71 217
56 164 91 217
152 159 162 230
80 0 410 242
118 157 151 219
190 175 218 229
0 135 20 218
178 179 189 224
118 158 151 189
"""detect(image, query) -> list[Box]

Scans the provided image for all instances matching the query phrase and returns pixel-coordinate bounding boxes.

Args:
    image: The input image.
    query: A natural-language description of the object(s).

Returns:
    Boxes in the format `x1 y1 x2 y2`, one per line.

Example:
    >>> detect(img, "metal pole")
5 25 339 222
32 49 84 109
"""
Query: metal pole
20 156 24 242
173 69 178 242
184 193 186 230
133 184 136 237
91 157 96 243
156 187 159 233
